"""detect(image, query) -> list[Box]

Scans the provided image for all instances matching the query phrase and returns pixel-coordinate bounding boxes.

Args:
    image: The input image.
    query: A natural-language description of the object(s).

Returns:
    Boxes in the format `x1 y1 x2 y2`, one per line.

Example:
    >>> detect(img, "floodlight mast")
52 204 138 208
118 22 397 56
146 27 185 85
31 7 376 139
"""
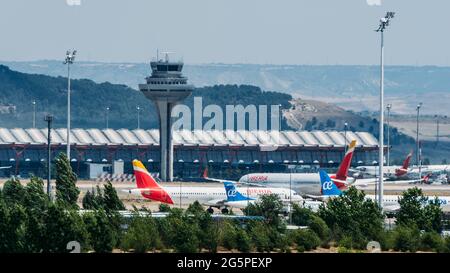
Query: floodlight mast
375 12 395 210
64 50 76 161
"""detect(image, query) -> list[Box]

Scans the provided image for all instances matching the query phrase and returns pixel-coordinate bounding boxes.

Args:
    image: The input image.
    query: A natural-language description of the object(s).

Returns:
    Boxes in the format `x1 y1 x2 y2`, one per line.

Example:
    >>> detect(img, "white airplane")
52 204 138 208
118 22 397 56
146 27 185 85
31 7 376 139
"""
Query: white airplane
353 151 413 180
206 140 358 196
316 170 450 212
127 159 303 213
222 181 319 212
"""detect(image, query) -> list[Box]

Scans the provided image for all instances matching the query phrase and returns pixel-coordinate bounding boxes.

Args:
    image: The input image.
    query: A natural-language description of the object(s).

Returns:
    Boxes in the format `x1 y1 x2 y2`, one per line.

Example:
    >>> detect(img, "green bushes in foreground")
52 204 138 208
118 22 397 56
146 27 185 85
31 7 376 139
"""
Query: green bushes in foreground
2 159 450 253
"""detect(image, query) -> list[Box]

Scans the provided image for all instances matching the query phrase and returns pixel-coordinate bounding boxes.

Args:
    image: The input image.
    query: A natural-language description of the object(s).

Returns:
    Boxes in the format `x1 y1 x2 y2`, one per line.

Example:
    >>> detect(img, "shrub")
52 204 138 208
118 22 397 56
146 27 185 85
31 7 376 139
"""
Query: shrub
420 232 445 252
392 225 420 253
219 221 238 251
308 215 330 244
121 214 161 253
235 228 252 253
293 229 321 252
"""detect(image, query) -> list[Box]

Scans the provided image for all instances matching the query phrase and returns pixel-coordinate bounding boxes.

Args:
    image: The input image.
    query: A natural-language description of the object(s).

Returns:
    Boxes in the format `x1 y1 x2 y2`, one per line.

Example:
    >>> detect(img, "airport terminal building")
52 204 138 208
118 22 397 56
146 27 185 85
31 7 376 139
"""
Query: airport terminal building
0 128 379 180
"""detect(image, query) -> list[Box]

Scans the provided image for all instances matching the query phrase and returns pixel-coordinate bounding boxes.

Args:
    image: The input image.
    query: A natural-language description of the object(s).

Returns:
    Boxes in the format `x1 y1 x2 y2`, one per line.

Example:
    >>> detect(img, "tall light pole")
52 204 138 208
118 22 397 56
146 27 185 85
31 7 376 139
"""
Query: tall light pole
44 114 53 199
416 102 422 182
106 107 110 129
136 106 141 129
386 104 392 166
375 11 395 209
64 50 76 160
344 122 348 154
32 100 36 128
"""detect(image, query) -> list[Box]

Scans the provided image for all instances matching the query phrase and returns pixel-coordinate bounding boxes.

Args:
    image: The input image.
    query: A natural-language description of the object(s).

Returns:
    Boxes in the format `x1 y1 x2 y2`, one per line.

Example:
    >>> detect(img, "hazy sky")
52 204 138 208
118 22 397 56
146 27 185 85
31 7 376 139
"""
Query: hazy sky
0 0 449 65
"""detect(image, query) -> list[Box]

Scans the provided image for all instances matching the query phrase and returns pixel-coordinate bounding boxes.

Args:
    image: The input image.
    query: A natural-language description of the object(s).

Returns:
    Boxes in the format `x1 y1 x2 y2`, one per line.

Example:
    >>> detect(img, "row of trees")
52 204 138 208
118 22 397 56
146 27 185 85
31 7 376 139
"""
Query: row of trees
1 152 450 252
289 187 450 252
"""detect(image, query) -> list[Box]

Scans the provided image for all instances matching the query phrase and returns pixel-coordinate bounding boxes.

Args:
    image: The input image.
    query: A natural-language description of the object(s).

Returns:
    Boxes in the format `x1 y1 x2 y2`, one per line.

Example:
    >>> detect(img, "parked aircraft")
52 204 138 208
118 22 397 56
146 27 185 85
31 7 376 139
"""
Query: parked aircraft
128 159 302 213
206 140 358 195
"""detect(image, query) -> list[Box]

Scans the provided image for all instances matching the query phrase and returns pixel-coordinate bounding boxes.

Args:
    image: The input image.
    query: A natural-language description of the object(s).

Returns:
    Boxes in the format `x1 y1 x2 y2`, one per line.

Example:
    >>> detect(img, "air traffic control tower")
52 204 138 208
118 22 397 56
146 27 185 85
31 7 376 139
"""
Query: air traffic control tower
139 54 193 182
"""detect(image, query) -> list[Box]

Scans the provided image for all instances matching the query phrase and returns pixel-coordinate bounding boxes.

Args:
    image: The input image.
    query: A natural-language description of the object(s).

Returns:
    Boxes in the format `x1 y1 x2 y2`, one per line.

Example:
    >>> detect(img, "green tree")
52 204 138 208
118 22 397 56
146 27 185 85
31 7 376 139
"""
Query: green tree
82 190 96 210
291 204 314 226
308 215 330 244
235 228 252 253
41 203 87 252
23 176 49 211
397 187 443 232
292 229 321 252
22 177 50 253
392 225 421 253
163 212 200 253
196 212 219 253
317 186 384 249
83 209 117 253
248 221 271 252
2 178 25 205
121 212 161 253
243 194 284 229
159 203 171 212
186 201 204 215
55 153 80 209
420 231 445 252
103 181 125 211
219 220 239 251
0 202 27 253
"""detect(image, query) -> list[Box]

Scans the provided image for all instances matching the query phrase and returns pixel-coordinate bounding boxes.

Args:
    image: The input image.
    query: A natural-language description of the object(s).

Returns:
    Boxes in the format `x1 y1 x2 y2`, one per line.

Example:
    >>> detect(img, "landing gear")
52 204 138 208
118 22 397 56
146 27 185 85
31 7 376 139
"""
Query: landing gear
207 207 214 214
221 208 229 214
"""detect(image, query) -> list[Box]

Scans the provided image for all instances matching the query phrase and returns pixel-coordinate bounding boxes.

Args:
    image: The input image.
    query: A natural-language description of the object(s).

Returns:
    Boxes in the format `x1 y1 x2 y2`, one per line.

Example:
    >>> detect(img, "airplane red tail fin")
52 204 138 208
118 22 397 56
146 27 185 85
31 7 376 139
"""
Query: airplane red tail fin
132 160 161 189
335 140 356 180
402 151 413 169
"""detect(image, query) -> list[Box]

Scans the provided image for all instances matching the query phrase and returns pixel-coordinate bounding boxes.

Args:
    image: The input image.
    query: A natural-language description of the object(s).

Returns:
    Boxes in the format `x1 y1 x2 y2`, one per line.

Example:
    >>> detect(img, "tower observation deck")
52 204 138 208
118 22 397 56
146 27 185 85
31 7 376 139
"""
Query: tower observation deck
138 55 193 181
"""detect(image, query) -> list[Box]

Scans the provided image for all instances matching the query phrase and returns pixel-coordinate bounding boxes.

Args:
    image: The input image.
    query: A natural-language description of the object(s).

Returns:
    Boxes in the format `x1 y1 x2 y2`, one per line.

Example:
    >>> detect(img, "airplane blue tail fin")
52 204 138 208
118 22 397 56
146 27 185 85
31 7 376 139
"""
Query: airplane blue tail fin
224 182 253 202
319 170 342 196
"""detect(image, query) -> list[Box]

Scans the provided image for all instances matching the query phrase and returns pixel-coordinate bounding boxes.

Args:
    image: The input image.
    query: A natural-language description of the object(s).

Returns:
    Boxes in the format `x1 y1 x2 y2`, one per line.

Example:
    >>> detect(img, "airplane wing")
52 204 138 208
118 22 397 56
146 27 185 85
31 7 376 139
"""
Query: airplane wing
383 204 400 212
121 188 161 194
304 195 329 202
203 176 267 187
203 199 227 208
203 176 233 183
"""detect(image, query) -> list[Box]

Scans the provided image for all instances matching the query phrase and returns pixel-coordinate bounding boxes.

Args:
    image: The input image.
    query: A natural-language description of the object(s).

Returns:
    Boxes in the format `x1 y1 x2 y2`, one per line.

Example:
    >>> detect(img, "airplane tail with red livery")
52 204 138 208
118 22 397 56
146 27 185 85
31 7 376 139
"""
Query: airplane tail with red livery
402 151 413 169
334 140 357 181
395 151 413 177
132 160 174 204
331 140 356 190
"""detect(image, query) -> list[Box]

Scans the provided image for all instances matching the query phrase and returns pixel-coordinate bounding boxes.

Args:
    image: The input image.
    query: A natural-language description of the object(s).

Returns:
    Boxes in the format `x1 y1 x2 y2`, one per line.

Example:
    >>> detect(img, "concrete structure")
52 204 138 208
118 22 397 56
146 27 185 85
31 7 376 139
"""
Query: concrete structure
138 55 193 181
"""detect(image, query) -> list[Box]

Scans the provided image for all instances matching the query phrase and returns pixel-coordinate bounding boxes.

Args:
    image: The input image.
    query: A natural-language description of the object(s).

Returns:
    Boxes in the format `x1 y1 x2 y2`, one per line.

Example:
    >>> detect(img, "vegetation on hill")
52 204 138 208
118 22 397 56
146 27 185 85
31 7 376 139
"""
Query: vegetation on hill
0 65 292 130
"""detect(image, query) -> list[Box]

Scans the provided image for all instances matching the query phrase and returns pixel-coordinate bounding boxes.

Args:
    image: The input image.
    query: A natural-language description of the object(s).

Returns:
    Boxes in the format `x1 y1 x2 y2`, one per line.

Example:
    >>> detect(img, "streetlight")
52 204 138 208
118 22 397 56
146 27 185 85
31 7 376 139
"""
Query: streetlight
416 102 422 182
106 107 110 129
44 114 53 199
386 104 392 166
136 106 141 129
64 50 76 160
32 100 36 128
435 115 446 146
375 11 395 209
344 122 348 154
279 104 282 131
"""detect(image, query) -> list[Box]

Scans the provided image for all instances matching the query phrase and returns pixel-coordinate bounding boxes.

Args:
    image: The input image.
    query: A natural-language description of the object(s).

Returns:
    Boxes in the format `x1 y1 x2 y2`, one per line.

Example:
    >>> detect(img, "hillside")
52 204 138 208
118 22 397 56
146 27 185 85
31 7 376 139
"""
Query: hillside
3 61 450 116
0 65 292 130
0 65 446 163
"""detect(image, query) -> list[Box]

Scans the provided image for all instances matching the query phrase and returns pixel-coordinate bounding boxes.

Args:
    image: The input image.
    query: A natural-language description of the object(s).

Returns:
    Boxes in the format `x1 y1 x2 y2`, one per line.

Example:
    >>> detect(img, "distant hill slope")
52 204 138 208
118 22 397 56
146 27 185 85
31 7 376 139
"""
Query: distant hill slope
1 65 446 163
0 65 291 130
3 61 450 115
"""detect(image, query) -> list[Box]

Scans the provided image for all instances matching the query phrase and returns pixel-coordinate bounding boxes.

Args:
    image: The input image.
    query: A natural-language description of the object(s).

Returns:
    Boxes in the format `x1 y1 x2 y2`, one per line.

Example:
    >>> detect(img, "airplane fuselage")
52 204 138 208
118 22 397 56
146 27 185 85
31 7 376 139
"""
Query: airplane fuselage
238 173 353 196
